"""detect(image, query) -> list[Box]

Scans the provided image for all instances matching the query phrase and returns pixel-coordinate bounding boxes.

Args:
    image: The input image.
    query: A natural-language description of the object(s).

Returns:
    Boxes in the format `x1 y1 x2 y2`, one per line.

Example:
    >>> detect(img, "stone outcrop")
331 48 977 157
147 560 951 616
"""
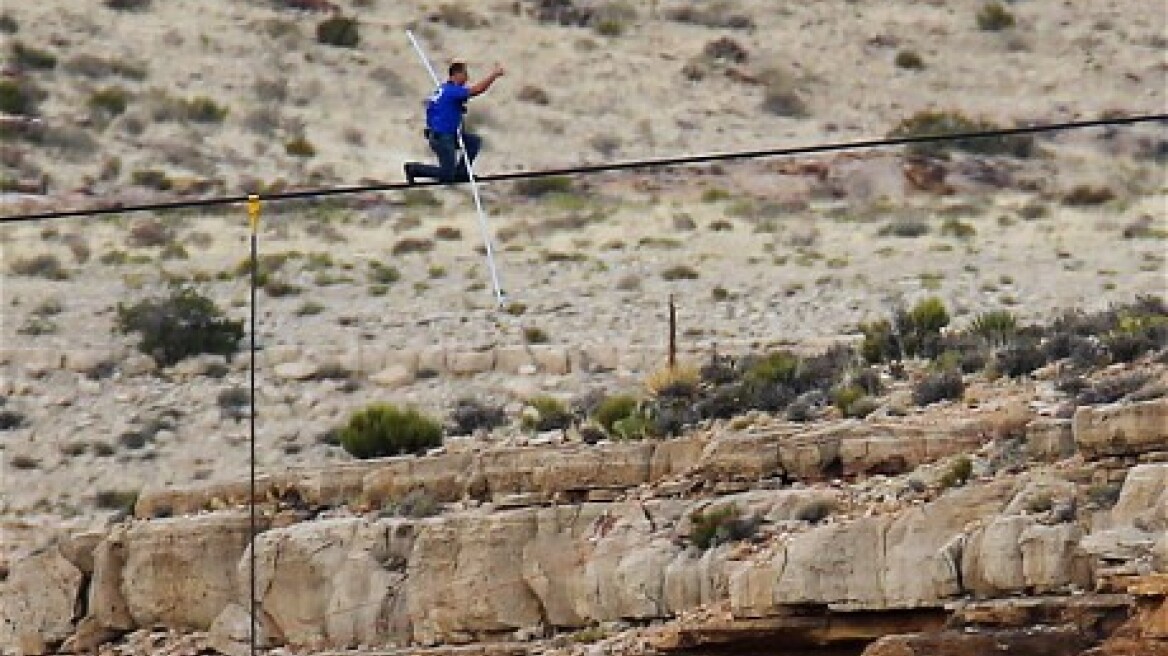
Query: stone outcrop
1074 399 1168 459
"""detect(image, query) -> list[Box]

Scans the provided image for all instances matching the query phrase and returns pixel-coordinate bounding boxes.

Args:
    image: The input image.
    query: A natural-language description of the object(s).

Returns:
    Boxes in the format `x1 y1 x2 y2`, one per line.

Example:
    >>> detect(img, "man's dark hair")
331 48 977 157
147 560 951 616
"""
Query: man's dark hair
448 61 467 77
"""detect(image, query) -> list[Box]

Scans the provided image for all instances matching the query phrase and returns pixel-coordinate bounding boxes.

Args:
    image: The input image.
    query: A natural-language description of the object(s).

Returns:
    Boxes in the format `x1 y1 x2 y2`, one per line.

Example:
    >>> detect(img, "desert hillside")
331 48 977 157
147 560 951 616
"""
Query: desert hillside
0 1 1166 656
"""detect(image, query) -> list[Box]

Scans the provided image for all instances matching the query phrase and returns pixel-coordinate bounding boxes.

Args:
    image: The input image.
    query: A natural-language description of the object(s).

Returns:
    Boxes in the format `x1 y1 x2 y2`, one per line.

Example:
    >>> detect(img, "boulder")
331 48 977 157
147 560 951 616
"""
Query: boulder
0 544 84 654
1074 399 1168 459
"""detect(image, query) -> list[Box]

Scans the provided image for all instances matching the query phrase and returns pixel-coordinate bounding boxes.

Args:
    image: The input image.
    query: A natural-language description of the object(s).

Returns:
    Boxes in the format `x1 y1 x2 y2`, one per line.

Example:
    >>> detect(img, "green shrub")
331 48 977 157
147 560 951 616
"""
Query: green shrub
833 385 875 418
690 504 757 550
105 0 151 9
0 13 17 34
894 49 925 70
744 351 800 388
662 264 699 280
1062 185 1115 206
63 53 148 80
514 176 573 197
940 218 976 238
394 488 441 518
183 96 228 123
392 238 435 255
11 254 68 280
95 489 139 513
592 394 639 435
285 136 316 157
522 395 572 431
338 404 442 459
879 218 930 238
88 86 130 117
0 409 26 430
0 79 39 116
522 326 549 344
888 110 1034 158
115 285 244 366
940 455 973 488
11 42 57 70
591 1 636 36
612 411 651 440
977 2 1016 31
317 15 359 48
793 497 837 523
994 340 1046 377
913 369 964 406
968 309 1018 345
130 169 173 191
365 261 400 285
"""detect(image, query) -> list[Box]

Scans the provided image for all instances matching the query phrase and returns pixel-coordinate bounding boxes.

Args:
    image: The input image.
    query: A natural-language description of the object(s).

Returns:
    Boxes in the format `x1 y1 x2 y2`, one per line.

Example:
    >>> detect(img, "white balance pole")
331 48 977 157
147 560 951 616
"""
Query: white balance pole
407 30 506 307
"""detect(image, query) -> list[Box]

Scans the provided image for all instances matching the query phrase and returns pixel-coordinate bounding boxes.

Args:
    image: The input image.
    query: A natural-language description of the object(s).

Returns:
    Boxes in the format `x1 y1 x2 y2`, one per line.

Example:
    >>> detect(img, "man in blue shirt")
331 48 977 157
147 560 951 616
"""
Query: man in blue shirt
405 61 505 184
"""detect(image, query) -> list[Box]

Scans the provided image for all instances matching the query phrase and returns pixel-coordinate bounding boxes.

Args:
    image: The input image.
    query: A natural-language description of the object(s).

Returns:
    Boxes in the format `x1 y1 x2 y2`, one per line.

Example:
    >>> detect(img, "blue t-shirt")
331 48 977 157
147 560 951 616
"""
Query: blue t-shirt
426 81 470 135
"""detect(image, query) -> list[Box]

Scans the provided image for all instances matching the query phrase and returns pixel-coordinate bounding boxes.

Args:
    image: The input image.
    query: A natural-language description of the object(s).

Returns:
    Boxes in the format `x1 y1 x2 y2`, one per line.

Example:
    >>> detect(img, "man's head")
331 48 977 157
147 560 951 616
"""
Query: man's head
448 61 468 84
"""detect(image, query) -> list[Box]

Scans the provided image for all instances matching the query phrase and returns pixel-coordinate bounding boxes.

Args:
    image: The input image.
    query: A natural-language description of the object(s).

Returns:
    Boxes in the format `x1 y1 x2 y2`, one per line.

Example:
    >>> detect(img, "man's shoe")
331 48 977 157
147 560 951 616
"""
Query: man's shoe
404 163 419 185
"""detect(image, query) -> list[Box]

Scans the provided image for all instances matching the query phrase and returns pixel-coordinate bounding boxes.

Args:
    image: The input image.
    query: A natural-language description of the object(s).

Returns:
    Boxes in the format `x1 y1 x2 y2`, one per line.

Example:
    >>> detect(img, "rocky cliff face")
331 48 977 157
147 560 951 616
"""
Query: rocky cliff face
2 397 1165 656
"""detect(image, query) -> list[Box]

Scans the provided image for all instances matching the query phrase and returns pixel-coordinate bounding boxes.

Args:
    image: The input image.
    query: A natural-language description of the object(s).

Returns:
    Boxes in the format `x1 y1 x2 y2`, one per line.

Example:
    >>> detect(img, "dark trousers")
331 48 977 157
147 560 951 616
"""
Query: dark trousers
411 132 481 182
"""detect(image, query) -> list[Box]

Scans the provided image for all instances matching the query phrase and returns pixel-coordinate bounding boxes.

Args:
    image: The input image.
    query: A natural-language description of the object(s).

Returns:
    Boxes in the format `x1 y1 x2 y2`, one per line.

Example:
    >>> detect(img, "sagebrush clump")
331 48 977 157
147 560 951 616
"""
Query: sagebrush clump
317 15 359 48
339 404 442 459
889 110 1034 158
114 285 243 366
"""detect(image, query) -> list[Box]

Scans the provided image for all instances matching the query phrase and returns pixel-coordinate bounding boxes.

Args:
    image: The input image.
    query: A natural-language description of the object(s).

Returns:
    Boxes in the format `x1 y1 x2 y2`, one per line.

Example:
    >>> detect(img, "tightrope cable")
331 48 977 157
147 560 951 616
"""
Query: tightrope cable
0 113 1163 224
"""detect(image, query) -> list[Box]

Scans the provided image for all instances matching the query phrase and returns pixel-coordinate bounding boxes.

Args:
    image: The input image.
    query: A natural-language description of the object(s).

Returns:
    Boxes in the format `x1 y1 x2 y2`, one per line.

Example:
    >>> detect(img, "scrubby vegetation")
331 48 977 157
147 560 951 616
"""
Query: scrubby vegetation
690 504 758 549
114 285 243 366
339 404 443 459
317 15 359 48
888 110 1034 158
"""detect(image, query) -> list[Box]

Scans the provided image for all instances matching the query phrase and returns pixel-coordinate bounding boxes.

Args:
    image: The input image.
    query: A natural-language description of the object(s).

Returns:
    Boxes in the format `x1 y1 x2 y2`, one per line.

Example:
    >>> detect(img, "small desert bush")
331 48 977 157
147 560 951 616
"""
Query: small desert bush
392 238 435 255
517 84 550 105
0 13 17 34
1075 373 1153 406
976 2 1016 31
105 0 151 9
338 404 442 459
394 489 441 518
63 53 147 80
646 364 701 399
940 218 976 238
367 261 401 284
130 169 173 191
114 285 244 366
940 455 973 488
591 1 636 36
88 86 130 117
592 394 639 435
128 218 174 247
523 326 549 344
690 504 757 550
317 15 359 48
95 489 139 513
968 309 1018 346
879 218 930 238
833 385 877 418
894 50 925 70
435 4 484 29
522 395 573 431
888 110 1034 158
913 369 964 406
447 397 508 436
0 79 40 116
11 253 68 280
665 2 753 30
0 409 26 430
11 42 57 70
759 68 809 118
514 175 573 198
434 225 462 240
183 96 228 123
993 340 1046 378
1062 185 1115 206
285 136 316 158
662 264 699 280
793 497 837 523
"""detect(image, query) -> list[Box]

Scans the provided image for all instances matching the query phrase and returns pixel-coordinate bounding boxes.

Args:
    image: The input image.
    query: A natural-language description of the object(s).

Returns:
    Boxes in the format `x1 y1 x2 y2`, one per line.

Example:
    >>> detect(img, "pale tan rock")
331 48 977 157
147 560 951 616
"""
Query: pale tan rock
529 346 570 375
261 344 302 367
1112 464 1168 530
699 433 783 482
448 350 496 376
1019 523 1090 592
274 360 318 381
371 364 414 389
382 348 419 373
121 353 157 376
1074 398 1168 459
417 346 448 374
494 346 535 374
0 544 84 654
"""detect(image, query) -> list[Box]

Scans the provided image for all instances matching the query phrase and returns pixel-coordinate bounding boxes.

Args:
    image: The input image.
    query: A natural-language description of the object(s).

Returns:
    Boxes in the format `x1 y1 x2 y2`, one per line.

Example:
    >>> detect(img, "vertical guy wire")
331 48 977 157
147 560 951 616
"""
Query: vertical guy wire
246 194 261 656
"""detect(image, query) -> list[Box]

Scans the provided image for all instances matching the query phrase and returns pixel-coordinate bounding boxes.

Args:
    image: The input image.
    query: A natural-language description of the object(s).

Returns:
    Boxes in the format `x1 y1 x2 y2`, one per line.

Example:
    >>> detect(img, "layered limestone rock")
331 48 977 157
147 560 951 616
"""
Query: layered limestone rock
0 543 84 655
1074 399 1168 459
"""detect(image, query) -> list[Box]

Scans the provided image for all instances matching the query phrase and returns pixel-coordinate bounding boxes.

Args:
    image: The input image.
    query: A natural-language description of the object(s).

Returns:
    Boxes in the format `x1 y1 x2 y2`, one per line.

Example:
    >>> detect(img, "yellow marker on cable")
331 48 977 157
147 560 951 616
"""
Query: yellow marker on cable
247 194 261 233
